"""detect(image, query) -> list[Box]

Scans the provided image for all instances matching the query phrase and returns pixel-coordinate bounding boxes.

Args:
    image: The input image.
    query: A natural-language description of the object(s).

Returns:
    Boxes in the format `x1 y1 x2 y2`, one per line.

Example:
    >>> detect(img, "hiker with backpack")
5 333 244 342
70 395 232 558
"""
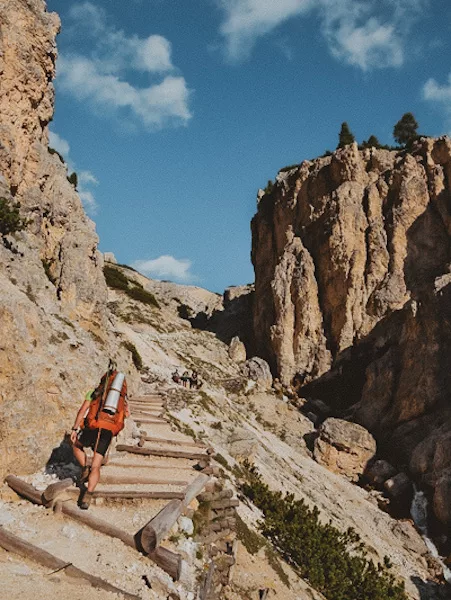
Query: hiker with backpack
70 361 130 509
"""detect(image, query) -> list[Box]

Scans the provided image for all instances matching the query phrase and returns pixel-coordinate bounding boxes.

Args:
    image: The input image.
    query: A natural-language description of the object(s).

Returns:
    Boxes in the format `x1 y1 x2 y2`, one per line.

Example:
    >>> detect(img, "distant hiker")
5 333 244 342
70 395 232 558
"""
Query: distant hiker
181 370 190 388
190 370 202 389
172 368 181 384
70 361 129 509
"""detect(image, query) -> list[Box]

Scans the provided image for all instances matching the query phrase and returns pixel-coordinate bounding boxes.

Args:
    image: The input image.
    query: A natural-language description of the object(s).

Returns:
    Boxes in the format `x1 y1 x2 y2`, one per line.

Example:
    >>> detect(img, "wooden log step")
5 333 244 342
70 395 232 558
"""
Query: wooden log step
0 526 140 599
132 417 167 424
210 498 239 510
116 444 208 460
141 435 207 449
198 489 234 502
105 459 195 470
130 395 164 400
100 474 189 486
5 475 44 505
92 489 185 500
129 406 164 413
138 474 210 552
131 411 164 418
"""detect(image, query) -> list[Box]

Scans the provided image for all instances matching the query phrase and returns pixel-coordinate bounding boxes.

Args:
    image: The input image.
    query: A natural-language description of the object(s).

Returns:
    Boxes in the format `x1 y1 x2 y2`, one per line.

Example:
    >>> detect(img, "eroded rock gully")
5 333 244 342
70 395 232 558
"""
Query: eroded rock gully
251 138 451 527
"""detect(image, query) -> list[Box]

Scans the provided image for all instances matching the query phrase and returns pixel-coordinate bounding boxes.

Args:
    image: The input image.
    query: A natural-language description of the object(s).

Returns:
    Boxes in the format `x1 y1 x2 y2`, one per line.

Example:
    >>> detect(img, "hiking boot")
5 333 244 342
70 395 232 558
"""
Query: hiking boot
79 490 93 510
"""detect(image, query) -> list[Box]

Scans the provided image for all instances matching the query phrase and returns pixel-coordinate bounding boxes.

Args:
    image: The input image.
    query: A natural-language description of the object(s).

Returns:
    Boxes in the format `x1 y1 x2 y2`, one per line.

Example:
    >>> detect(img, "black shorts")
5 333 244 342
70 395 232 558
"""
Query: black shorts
77 428 113 456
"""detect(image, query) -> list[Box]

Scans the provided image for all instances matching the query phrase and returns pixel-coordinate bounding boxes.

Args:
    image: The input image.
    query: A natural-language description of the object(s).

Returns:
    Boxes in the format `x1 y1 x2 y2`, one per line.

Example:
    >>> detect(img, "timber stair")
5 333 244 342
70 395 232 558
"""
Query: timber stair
3 388 213 591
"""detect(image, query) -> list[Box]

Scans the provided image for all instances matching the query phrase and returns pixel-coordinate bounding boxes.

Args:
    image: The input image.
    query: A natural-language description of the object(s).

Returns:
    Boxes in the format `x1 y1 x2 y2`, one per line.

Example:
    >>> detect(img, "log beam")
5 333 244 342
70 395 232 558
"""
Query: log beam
116 444 208 460
0 526 140 599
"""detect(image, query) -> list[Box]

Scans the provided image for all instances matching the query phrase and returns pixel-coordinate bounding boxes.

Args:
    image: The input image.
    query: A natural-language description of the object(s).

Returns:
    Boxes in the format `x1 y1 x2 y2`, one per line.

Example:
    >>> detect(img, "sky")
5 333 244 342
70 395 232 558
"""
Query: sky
46 0 451 293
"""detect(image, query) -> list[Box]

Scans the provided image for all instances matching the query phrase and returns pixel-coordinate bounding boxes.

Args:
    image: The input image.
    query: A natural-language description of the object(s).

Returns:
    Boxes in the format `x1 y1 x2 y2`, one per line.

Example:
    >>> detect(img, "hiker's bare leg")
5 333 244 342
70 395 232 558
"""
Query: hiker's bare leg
87 452 103 492
72 444 87 468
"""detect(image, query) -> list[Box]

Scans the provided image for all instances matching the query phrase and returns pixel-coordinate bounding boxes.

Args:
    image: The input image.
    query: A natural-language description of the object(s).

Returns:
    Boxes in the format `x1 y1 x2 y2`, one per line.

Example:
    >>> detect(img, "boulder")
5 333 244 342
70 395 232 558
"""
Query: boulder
240 357 273 391
365 460 397 488
433 469 451 525
228 428 259 463
384 473 412 499
228 336 247 363
313 418 376 481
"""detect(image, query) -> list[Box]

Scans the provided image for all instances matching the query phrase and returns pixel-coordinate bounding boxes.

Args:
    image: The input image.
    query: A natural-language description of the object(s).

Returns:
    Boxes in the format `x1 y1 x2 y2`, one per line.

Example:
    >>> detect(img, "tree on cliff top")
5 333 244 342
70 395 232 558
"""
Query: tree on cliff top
337 122 355 148
393 113 419 145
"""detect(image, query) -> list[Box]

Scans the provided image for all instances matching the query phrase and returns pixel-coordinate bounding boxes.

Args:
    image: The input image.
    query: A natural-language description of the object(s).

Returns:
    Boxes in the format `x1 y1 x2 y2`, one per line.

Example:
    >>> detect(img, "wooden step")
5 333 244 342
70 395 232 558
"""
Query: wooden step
105 460 195 471
92 489 185 500
133 417 168 425
100 474 189 486
141 435 207 449
131 410 164 418
116 444 208 461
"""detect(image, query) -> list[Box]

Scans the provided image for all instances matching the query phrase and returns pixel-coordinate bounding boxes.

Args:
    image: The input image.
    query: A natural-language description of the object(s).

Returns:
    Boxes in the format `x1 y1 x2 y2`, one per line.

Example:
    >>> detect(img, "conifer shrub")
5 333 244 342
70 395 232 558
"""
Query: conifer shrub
122 341 143 370
126 285 160 308
104 264 129 291
0 197 27 236
103 264 159 308
67 172 78 188
239 463 408 600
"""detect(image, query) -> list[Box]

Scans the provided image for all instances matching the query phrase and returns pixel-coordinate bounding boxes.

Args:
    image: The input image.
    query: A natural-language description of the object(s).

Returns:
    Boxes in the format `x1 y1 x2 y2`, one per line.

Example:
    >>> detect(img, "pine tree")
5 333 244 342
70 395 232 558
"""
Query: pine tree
337 122 355 149
393 113 419 145
361 135 381 149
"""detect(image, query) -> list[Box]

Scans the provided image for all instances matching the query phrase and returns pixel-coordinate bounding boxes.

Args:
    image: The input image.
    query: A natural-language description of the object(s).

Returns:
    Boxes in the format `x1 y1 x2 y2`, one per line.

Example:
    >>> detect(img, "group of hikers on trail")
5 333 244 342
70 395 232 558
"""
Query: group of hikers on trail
171 368 203 389
70 360 129 510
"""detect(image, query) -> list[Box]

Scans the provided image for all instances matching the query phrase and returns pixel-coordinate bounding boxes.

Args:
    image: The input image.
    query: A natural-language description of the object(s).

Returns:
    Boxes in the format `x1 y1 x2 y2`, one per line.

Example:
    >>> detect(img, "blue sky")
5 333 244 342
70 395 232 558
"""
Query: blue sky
46 0 451 292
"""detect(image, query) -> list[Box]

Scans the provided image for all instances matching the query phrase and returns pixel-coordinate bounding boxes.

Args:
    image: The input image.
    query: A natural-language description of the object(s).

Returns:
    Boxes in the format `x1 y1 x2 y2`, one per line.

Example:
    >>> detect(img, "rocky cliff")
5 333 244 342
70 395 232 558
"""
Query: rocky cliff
0 0 135 478
251 138 451 526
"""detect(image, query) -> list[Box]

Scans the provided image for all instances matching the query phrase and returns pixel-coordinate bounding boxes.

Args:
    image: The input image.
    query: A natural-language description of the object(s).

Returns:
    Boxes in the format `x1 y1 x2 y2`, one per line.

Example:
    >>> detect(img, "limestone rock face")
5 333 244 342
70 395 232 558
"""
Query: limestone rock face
252 139 451 384
252 137 451 523
0 0 107 328
313 418 376 481
0 0 122 477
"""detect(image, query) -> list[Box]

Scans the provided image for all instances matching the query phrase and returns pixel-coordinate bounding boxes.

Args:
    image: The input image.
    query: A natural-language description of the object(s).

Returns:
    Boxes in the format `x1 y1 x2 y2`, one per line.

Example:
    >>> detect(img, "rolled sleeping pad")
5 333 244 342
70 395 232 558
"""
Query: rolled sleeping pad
103 372 125 414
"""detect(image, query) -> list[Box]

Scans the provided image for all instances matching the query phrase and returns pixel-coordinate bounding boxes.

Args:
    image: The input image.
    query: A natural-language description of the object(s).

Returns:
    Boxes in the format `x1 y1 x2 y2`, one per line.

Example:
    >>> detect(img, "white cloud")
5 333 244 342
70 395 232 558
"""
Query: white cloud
79 170 99 186
132 255 196 282
57 2 191 129
48 129 99 214
219 0 313 60
48 131 70 157
217 0 427 70
423 74 451 132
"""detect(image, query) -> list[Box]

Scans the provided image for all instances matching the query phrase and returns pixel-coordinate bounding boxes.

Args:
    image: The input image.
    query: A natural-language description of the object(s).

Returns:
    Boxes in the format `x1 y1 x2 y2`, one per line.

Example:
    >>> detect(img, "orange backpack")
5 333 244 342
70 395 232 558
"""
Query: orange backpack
85 370 127 436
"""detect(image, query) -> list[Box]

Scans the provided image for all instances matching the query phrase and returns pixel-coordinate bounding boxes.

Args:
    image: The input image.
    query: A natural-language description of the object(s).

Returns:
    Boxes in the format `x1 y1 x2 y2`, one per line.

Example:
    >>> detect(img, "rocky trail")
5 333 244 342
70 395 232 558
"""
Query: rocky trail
0 386 238 600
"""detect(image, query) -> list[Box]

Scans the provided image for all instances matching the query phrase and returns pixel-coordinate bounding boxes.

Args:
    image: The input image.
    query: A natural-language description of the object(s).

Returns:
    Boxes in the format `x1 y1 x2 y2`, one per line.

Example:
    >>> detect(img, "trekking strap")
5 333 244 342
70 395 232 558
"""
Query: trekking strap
93 427 102 456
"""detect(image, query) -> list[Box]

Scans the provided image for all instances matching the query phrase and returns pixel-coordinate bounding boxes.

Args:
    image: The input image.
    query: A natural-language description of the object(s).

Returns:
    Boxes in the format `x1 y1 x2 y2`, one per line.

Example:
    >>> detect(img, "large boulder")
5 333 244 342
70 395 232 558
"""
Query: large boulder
433 469 451 525
228 336 247 363
240 357 273 391
313 418 376 481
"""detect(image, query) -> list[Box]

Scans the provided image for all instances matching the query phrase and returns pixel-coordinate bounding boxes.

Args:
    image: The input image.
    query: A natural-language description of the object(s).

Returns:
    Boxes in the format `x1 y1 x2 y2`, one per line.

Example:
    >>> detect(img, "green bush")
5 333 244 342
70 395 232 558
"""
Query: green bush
126 285 160 308
48 147 65 163
240 463 407 600
104 265 159 308
122 341 143 370
0 197 27 236
104 264 129 291
67 172 78 188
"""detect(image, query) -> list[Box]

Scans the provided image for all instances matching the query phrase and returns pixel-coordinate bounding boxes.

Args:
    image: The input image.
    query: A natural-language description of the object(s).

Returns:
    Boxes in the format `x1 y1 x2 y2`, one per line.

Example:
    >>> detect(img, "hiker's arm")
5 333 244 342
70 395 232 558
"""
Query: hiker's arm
70 399 91 443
